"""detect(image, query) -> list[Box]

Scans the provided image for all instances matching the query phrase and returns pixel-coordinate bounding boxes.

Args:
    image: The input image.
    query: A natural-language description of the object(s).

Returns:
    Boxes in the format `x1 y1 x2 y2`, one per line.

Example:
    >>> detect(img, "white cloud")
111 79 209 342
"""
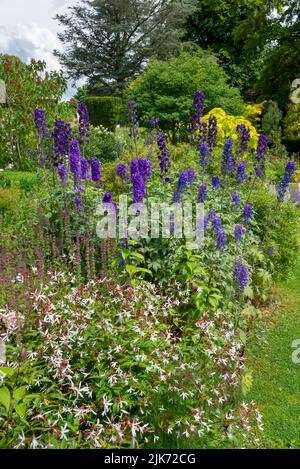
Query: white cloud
0 0 78 98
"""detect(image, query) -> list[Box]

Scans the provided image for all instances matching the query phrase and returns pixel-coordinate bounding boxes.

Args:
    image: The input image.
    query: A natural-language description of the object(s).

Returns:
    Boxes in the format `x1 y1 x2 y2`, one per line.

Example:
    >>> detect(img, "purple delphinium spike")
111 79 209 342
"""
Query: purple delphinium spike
234 225 244 244
131 172 146 203
217 228 227 252
277 161 296 202
197 183 207 203
211 176 220 190
138 159 152 182
117 163 127 178
255 134 268 178
221 139 234 177
232 190 240 207
233 259 249 291
208 115 218 149
236 124 250 155
150 117 160 127
102 192 112 203
58 164 68 185
176 169 196 196
173 188 181 203
53 119 72 166
34 109 47 138
199 142 210 172
78 103 90 145
90 157 101 185
80 158 89 180
236 161 247 184
243 203 253 225
156 130 171 180
208 211 221 232
69 140 81 181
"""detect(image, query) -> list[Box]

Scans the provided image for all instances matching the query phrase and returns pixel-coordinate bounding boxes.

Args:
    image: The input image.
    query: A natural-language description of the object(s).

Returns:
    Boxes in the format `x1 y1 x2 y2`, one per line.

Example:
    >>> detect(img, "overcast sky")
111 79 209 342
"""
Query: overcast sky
0 0 79 98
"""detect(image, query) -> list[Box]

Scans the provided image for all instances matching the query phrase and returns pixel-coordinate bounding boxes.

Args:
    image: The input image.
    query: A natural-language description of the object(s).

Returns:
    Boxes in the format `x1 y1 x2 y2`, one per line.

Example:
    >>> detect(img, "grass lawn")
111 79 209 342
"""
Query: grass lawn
243 257 300 448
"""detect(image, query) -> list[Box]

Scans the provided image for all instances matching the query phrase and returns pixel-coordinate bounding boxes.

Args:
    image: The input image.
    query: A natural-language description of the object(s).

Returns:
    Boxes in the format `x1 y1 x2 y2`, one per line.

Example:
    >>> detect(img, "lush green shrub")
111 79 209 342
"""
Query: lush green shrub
0 54 68 170
126 49 244 138
83 96 122 131
261 101 287 156
0 188 20 212
250 184 300 279
83 125 124 163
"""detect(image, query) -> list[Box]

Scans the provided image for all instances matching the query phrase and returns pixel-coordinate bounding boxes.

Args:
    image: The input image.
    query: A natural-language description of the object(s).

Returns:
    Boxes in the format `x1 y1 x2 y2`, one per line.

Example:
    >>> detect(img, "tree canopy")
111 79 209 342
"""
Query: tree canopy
55 0 195 96
126 49 244 136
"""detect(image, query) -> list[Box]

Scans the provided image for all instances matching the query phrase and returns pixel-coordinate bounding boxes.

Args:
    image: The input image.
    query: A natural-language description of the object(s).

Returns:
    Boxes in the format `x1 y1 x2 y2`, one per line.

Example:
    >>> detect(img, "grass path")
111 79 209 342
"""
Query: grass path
244 258 300 448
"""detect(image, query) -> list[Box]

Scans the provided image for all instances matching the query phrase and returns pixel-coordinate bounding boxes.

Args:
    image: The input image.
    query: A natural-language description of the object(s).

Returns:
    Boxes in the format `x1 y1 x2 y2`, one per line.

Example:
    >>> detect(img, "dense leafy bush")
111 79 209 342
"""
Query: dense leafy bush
83 125 124 163
202 108 259 150
126 49 244 139
261 101 287 156
84 97 122 131
0 188 20 212
0 55 69 170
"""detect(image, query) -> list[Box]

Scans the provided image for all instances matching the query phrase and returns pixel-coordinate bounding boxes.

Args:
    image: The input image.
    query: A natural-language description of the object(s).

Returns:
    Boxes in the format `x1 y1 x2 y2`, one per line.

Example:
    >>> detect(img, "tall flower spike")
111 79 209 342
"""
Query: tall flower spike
128 100 139 155
233 259 249 291
232 190 240 207
131 172 146 203
53 119 72 166
58 164 68 186
221 139 234 177
80 158 89 180
277 161 296 202
211 176 220 190
234 225 244 244
255 134 268 178
156 130 171 180
236 161 247 184
34 109 47 138
217 228 227 252
90 157 101 185
69 140 81 181
138 159 152 182
116 163 127 178
208 115 218 149
78 103 90 145
199 142 210 172
236 124 250 155
243 203 253 225
197 183 207 203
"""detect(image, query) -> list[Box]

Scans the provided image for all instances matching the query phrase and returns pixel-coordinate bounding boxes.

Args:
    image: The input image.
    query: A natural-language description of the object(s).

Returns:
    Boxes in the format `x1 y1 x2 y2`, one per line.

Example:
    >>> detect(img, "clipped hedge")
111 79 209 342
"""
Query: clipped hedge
84 97 122 131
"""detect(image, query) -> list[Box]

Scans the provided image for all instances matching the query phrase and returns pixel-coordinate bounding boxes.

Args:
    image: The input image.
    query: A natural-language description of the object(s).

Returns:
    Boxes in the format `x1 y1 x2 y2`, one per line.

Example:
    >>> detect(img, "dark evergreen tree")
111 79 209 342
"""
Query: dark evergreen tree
54 0 195 96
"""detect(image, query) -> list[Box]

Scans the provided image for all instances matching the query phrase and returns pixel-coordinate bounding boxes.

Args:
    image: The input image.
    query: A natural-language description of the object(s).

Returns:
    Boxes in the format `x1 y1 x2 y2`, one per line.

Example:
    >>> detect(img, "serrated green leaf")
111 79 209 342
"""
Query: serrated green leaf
0 387 10 412
13 386 26 403
14 402 26 418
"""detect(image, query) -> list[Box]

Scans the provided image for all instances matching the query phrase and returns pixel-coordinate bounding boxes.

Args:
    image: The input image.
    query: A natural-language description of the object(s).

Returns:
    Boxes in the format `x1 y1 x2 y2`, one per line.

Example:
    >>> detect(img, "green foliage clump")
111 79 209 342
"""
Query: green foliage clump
250 184 300 279
0 188 20 212
84 97 122 131
84 125 124 163
0 55 68 170
126 49 244 137
261 101 287 156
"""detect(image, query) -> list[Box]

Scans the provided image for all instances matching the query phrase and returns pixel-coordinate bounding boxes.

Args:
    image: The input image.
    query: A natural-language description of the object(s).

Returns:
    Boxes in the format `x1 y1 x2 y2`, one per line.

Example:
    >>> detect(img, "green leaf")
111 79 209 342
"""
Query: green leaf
0 387 10 412
0 367 16 377
13 386 27 403
14 402 26 419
